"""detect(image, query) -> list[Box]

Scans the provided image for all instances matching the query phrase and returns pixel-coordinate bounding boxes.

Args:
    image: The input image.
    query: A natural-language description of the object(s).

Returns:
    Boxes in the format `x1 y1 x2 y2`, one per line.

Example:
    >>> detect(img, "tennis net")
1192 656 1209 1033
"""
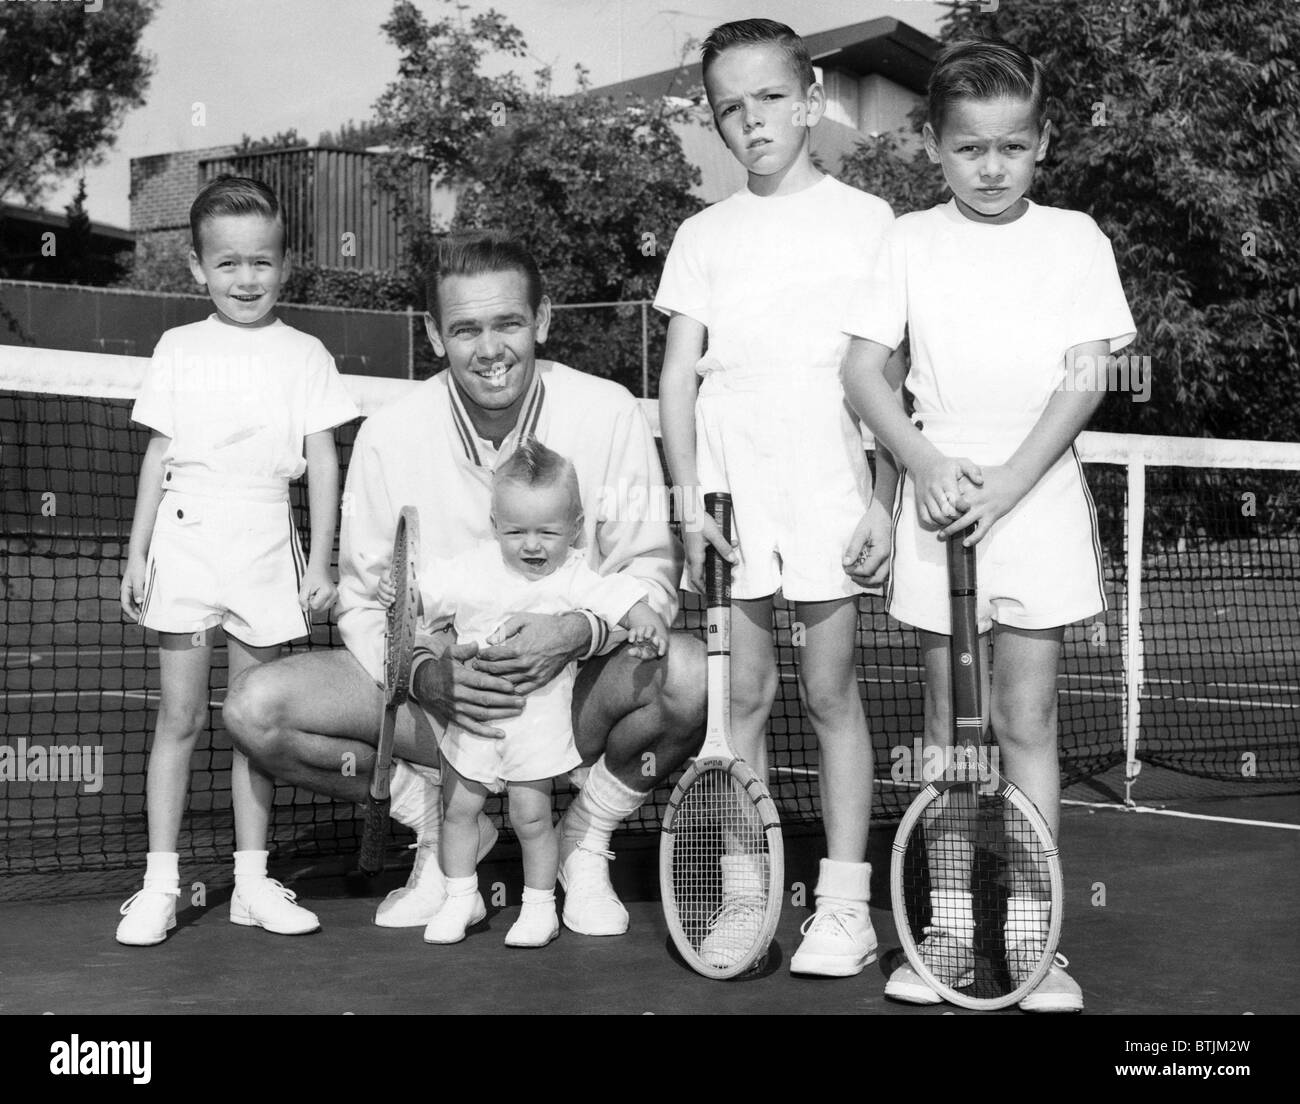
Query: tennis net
3 347 1297 881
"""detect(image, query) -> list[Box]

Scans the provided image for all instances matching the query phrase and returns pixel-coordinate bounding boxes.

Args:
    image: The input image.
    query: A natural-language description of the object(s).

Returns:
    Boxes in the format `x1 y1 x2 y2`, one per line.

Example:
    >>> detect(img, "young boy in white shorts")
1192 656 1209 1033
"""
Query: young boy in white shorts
380 440 668 948
117 175 357 945
841 39 1136 1011
656 18 897 977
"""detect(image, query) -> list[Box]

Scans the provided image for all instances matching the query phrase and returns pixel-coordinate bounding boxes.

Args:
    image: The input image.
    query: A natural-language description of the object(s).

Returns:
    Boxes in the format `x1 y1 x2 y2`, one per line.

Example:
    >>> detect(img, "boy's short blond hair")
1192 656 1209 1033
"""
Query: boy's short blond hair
492 439 582 519
190 175 285 259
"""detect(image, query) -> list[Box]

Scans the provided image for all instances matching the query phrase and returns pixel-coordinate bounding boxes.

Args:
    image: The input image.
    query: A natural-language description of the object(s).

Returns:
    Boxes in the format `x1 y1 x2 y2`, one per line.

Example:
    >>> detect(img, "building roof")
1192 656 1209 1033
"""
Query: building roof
591 16 939 104
1 202 135 247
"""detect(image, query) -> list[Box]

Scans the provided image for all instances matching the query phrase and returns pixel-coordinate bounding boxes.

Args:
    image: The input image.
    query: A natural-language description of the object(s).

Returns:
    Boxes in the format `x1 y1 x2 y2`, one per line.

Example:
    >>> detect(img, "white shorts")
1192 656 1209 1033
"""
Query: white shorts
138 482 312 647
439 668 581 793
695 379 870 602
887 414 1106 635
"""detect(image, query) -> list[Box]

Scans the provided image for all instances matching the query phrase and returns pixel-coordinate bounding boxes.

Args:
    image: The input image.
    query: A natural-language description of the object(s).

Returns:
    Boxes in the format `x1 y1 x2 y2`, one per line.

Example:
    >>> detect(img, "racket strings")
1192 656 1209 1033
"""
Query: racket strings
899 786 1055 999
668 766 774 972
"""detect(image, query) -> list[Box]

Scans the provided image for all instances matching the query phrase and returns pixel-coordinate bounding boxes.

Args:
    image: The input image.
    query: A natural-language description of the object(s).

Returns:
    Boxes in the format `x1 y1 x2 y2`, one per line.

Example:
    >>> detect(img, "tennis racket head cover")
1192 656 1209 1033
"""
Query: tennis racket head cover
889 538 1063 1010
659 492 784 979
358 505 421 877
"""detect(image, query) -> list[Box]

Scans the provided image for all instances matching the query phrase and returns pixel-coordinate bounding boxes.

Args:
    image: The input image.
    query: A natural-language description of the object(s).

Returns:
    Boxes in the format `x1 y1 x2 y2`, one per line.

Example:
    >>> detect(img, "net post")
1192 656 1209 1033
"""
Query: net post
1123 453 1146 806
640 300 649 399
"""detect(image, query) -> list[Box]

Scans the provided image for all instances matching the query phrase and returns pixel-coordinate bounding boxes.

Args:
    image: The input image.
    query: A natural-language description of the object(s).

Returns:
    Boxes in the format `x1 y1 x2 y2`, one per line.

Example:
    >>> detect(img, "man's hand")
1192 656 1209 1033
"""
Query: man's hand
411 637 522 739
477 611 590 695
842 500 893 587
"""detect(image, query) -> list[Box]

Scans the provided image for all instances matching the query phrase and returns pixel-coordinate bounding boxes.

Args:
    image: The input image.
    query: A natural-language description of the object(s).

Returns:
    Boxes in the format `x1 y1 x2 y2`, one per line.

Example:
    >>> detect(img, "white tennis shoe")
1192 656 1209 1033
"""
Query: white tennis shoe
505 901 560 948
884 928 975 1003
557 829 628 936
789 904 878 977
1016 951 1084 1013
424 890 487 944
230 878 320 935
115 886 180 947
700 900 766 968
699 853 769 968
374 817 499 928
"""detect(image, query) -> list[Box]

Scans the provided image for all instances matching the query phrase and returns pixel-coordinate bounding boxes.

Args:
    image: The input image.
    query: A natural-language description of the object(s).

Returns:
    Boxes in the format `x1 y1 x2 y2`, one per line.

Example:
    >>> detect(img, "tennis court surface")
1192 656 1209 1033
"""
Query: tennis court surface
2 348 1298 1023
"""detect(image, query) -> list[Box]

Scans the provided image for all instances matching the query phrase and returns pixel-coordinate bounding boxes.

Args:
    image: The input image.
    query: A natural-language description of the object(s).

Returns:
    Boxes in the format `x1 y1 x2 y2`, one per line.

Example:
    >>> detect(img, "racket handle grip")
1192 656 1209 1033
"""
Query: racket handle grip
357 796 391 877
946 538 981 742
947 536 977 595
704 492 732 606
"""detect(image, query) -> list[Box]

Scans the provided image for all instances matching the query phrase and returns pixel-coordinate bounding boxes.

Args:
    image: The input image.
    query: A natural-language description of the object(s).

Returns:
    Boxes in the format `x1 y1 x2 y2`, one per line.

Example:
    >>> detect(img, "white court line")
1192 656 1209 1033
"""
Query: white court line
770 766 919 790
1061 798 1300 831
862 663 1300 695
769 769 1293 811
2 689 224 708
10 649 1298 694
5 682 1294 712
775 671 1298 710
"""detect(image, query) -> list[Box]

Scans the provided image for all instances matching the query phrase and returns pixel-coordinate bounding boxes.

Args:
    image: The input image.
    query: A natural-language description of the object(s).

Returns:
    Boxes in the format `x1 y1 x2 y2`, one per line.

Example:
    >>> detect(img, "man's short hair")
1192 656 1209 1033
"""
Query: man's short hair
190 175 284 259
927 39 1050 137
426 231 544 322
492 438 581 518
700 18 815 92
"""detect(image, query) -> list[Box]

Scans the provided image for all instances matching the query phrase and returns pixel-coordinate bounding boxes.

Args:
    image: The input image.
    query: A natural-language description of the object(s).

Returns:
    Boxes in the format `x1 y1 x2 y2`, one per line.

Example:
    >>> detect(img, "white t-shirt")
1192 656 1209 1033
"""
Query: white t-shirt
132 315 358 482
844 199 1136 420
337 363 680 682
655 175 894 390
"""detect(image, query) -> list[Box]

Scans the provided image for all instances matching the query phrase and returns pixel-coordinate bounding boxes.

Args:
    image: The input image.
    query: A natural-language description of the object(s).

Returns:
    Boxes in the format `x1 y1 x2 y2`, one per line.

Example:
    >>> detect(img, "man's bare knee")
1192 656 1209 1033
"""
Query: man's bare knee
662 632 707 731
223 665 287 760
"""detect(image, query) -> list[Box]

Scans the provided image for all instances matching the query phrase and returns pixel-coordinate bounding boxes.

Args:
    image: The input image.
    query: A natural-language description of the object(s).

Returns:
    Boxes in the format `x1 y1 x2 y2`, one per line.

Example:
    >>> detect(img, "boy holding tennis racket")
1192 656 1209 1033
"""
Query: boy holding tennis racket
379 440 667 946
656 18 897 977
841 39 1136 1011
117 176 356 945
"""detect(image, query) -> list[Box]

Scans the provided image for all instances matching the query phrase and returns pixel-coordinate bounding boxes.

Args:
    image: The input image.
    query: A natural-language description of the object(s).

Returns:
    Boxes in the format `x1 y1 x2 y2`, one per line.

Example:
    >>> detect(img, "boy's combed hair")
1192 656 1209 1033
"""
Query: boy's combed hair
190 175 284 258
426 230 544 321
700 18 815 90
927 39 1050 136
493 438 582 516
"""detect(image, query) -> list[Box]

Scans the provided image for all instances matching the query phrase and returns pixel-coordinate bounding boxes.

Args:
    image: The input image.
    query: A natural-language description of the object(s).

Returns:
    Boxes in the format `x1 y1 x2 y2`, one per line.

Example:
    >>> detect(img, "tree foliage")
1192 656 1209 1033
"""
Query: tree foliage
372 0 702 391
0 0 156 203
842 0 1300 441
235 128 309 154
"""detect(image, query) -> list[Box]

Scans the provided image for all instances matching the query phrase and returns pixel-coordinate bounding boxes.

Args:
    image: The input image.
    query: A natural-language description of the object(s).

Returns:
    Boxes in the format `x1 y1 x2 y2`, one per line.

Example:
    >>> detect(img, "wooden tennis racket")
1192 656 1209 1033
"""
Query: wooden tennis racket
889 538 1063 1010
358 505 420 877
660 492 784 979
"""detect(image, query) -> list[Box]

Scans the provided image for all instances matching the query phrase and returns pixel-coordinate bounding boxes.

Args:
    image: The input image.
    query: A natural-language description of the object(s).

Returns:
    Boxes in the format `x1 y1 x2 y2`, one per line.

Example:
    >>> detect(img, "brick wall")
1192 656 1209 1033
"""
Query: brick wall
129 145 236 235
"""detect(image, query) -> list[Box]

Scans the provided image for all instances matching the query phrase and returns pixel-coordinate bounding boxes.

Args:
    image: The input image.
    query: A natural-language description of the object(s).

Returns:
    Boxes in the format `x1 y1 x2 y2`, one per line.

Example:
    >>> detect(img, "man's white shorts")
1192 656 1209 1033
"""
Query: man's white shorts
887 416 1107 635
695 381 870 602
138 488 312 646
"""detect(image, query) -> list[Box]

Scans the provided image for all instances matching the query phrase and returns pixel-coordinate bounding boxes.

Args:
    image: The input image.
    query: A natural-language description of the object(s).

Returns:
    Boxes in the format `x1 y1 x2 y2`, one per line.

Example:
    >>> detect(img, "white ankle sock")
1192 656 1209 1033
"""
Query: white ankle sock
560 757 645 851
931 889 974 938
444 874 478 898
521 886 556 906
233 850 268 886
389 760 443 842
1006 895 1051 947
144 851 179 892
814 858 871 905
